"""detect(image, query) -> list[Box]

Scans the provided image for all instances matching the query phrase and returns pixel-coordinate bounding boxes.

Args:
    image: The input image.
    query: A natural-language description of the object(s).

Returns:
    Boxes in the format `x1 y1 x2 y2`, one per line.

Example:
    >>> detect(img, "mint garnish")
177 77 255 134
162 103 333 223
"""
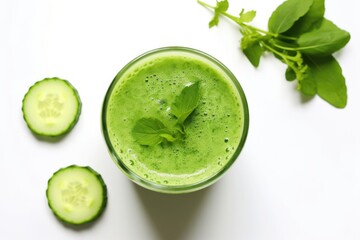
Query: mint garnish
171 81 201 126
132 81 201 146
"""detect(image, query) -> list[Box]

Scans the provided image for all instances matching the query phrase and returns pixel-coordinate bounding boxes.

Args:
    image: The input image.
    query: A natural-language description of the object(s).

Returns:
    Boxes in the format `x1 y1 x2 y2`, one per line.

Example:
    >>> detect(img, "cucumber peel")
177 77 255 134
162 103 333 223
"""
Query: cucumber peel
46 165 108 225
22 77 81 137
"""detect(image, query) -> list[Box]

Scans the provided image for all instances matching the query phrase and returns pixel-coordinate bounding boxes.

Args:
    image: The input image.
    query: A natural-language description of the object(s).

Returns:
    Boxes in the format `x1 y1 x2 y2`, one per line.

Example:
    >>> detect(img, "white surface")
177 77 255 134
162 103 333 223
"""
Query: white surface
1 0 359 239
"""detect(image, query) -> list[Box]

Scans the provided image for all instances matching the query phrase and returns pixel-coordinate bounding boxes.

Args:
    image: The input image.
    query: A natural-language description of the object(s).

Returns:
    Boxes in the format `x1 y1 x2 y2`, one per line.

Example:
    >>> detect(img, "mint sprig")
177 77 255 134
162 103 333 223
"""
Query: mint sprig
132 82 201 146
198 0 350 108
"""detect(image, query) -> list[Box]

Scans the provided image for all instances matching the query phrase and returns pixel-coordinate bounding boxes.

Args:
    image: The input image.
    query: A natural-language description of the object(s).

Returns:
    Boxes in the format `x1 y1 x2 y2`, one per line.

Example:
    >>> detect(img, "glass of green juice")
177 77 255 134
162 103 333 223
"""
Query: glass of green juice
101 46 249 194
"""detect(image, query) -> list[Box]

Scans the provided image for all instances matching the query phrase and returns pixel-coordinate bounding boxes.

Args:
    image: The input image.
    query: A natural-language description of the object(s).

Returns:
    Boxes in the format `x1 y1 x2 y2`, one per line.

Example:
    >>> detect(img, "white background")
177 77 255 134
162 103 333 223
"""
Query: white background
1 0 359 239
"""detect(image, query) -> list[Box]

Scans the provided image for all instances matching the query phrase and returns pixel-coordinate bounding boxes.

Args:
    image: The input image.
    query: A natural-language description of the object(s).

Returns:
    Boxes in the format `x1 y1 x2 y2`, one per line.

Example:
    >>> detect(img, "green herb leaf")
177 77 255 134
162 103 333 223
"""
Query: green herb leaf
296 19 351 56
208 0 229 28
132 81 202 146
285 0 325 37
268 0 314 34
132 118 176 146
242 40 264 67
238 9 256 24
298 69 317 96
302 55 347 108
198 0 350 108
171 81 201 125
285 67 296 81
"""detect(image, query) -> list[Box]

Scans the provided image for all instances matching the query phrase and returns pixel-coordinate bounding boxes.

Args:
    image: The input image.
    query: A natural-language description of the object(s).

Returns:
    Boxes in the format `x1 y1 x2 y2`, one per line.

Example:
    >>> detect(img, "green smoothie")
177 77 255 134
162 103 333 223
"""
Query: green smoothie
102 47 248 193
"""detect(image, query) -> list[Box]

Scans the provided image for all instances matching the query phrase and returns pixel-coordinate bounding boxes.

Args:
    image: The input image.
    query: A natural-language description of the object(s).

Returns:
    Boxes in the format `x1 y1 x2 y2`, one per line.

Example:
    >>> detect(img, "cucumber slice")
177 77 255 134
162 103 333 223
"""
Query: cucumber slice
46 165 107 225
22 77 81 137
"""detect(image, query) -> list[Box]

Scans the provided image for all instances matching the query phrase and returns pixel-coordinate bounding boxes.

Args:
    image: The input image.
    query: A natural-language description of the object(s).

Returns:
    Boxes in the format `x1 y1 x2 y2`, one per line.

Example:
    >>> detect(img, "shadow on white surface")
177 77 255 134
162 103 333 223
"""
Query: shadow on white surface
133 183 212 240
299 94 315 104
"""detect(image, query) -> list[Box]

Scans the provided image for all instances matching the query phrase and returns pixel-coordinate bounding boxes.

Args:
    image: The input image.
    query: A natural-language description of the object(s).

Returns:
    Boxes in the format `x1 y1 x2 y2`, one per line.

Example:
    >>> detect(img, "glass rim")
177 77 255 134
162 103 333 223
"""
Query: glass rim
101 46 249 194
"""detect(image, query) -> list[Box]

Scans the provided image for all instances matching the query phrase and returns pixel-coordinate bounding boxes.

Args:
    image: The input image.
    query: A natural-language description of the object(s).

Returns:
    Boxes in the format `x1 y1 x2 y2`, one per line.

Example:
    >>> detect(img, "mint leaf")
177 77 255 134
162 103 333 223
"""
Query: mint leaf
132 82 202 146
268 0 314 34
296 19 351 56
132 118 175 146
171 81 201 126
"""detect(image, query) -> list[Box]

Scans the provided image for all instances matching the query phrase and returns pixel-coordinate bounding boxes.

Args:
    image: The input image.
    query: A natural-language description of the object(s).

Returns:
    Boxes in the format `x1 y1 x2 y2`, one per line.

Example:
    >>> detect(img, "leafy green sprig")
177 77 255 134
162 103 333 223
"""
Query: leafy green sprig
198 0 350 108
132 82 200 146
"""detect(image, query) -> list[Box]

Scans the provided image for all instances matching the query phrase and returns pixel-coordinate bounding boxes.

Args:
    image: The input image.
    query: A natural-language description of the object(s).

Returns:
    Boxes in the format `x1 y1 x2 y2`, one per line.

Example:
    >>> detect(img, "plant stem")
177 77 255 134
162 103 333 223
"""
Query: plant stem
197 0 213 9
271 41 298 52
261 41 299 62
198 0 298 41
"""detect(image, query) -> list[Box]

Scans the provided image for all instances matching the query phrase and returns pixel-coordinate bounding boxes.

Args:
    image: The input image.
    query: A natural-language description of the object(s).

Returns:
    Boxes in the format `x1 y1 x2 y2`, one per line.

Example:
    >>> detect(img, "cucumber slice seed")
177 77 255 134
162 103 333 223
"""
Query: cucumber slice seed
46 165 107 225
22 77 81 137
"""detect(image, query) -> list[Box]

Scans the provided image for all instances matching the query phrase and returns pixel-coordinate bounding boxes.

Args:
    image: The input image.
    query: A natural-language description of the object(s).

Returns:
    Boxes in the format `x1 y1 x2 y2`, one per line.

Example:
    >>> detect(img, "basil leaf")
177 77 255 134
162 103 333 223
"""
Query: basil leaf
296 19 351 56
285 67 296 81
132 118 175 146
268 0 314 34
198 0 350 108
242 41 264 67
171 81 201 125
285 0 325 37
303 55 347 108
298 68 317 96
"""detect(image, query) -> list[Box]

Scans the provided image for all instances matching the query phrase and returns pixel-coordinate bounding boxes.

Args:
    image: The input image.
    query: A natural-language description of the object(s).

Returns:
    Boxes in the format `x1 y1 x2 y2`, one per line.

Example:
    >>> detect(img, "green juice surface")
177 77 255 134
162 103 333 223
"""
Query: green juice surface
105 49 247 187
